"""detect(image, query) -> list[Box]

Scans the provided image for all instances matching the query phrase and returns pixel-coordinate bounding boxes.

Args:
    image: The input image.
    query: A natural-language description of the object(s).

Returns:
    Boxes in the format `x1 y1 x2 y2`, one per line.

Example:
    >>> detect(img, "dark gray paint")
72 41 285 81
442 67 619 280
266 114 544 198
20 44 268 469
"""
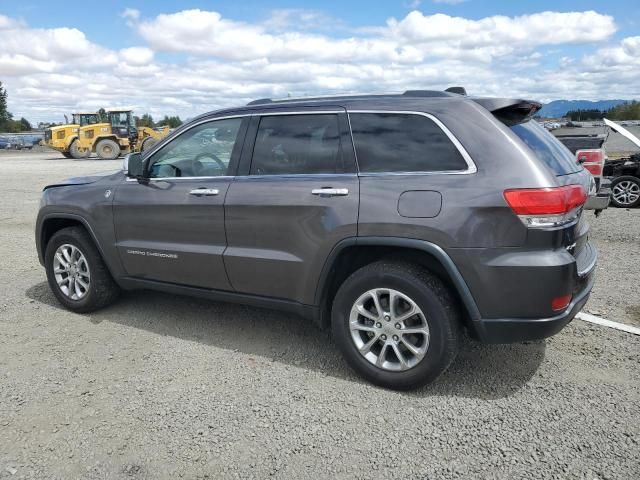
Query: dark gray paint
35 92 597 343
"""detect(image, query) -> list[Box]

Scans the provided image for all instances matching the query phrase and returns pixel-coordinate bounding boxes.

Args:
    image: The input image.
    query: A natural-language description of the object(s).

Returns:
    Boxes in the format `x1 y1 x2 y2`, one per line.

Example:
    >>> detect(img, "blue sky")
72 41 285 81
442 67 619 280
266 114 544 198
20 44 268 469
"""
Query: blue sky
1 1 639 122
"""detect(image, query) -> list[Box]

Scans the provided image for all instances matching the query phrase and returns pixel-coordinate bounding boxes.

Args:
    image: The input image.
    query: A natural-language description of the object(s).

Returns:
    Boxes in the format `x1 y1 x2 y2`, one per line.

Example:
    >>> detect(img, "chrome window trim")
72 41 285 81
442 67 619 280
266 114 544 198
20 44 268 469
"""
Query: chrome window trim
143 110 344 180
125 176 234 182
234 173 358 180
346 110 477 176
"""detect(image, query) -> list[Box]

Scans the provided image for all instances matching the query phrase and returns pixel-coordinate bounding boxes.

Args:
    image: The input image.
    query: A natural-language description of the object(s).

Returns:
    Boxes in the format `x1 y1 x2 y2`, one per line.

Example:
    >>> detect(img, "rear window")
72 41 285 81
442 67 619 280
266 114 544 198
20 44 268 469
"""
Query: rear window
511 120 581 175
349 113 468 173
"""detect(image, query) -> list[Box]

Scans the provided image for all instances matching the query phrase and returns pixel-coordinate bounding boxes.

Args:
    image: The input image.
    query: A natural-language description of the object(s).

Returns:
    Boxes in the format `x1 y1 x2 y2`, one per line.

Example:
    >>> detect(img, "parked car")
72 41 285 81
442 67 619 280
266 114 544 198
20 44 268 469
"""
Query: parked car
602 118 640 208
554 133 611 215
36 90 596 389
0 136 11 149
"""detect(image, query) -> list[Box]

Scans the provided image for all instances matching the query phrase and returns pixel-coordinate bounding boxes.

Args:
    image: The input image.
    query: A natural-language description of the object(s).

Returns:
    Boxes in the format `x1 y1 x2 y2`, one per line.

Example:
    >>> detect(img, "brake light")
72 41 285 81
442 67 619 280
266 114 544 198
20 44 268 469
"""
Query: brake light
576 149 605 178
504 185 587 228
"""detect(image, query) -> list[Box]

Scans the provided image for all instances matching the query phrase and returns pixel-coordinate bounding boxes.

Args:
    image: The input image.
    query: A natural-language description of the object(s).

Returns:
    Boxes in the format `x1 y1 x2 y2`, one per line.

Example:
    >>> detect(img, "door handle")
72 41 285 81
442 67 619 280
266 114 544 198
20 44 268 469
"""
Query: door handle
311 188 349 197
189 188 220 196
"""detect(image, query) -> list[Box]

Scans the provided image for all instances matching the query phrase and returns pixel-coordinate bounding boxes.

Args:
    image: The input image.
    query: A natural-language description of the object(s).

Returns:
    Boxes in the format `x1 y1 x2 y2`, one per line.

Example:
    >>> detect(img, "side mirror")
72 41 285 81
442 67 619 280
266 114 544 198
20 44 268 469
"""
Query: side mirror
123 152 145 178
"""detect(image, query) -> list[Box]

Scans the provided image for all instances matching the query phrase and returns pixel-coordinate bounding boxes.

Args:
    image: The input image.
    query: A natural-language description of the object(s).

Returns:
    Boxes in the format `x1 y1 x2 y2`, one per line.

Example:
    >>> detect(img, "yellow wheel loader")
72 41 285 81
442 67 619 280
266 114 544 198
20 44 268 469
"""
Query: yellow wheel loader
76 110 170 159
43 113 100 159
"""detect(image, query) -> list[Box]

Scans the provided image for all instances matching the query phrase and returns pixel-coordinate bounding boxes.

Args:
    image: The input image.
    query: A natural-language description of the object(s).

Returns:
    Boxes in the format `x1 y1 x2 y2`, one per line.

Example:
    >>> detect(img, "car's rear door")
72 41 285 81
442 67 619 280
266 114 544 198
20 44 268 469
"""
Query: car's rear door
113 115 248 290
223 108 359 305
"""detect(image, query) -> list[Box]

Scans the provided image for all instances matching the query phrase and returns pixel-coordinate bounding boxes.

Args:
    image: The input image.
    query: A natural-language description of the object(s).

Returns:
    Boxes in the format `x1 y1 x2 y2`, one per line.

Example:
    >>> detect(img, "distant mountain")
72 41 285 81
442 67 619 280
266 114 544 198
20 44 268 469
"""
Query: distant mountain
538 100 628 118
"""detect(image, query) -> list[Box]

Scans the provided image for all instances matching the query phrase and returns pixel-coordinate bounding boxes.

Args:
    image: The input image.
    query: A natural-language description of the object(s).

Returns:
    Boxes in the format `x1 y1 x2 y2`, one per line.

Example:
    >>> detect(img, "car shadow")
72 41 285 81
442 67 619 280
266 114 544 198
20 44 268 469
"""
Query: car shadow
26 281 545 399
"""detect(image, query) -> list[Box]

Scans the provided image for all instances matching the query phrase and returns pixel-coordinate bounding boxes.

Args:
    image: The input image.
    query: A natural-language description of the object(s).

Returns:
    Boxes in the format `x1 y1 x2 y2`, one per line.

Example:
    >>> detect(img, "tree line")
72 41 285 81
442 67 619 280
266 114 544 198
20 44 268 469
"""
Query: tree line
566 101 640 121
0 81 32 132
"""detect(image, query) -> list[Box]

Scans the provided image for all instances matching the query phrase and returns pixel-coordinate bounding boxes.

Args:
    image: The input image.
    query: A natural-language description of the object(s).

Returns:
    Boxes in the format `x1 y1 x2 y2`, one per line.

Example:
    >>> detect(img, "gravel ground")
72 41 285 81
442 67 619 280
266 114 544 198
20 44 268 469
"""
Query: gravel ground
1 150 639 479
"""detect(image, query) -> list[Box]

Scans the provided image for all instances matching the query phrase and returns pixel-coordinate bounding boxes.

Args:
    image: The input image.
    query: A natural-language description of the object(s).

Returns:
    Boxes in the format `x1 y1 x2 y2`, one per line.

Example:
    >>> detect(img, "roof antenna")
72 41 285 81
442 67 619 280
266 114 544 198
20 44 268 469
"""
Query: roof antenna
445 87 467 96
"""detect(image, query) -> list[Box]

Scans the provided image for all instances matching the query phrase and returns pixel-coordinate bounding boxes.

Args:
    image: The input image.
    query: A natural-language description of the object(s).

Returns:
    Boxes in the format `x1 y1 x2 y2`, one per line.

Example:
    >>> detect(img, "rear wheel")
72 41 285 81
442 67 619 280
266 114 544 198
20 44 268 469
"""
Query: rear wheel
69 139 89 159
611 176 640 208
332 260 461 390
45 227 120 313
140 137 157 152
96 139 120 160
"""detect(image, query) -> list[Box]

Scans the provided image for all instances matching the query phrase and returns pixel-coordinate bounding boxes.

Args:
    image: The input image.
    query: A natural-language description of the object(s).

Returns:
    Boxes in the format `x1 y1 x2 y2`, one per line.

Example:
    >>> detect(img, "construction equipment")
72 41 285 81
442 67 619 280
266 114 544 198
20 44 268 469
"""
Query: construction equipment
76 110 170 159
43 112 100 159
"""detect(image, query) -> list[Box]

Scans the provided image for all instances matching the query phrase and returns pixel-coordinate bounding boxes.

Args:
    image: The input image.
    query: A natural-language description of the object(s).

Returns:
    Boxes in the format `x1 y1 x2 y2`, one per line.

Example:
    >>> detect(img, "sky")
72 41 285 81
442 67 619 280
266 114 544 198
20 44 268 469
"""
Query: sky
0 0 639 123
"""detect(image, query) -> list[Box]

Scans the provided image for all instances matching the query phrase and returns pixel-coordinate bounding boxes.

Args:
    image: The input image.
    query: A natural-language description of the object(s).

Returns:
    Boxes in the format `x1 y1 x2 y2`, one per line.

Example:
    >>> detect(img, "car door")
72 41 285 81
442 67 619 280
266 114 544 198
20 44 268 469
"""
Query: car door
113 115 248 290
223 109 359 305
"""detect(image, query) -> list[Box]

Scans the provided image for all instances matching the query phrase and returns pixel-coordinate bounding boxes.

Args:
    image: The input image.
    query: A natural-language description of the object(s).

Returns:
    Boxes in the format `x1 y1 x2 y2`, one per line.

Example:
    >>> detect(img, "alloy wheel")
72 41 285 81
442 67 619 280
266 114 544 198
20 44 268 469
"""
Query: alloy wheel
612 180 640 206
53 244 91 300
349 288 430 371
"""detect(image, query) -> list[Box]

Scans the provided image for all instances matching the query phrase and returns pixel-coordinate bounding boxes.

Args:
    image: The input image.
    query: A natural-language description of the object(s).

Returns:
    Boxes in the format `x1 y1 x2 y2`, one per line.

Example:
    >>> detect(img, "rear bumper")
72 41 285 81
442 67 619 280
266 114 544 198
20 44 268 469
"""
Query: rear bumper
470 246 596 343
473 272 594 343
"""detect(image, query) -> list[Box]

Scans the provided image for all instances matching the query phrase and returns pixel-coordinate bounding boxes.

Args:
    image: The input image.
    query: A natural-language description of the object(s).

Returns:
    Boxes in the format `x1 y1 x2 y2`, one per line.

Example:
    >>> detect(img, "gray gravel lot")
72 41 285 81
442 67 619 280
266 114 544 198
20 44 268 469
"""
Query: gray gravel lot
1 150 639 479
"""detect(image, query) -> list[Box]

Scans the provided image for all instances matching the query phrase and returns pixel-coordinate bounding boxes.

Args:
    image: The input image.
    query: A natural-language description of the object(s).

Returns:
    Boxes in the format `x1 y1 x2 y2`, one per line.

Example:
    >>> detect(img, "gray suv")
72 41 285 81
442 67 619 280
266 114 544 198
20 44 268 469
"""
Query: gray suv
36 90 597 389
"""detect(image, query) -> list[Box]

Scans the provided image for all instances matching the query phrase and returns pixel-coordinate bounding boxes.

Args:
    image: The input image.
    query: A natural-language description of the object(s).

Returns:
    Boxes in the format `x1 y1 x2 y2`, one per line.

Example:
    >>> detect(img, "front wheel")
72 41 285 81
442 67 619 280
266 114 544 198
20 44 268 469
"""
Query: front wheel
96 139 120 160
332 260 461 390
610 176 640 208
69 139 89 159
140 137 157 152
45 227 120 313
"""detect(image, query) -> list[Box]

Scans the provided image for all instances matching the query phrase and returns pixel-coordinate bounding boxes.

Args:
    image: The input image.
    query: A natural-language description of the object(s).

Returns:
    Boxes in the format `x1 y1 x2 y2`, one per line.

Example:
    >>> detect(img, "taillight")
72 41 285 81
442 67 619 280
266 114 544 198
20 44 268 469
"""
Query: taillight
504 185 587 228
576 149 604 177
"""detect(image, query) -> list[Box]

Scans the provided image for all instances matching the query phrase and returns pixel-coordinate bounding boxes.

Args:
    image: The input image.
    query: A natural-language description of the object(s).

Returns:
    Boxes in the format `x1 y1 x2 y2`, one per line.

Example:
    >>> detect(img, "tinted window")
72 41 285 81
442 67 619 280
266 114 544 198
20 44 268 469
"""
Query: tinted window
250 114 343 175
149 118 242 178
511 120 581 175
349 113 467 173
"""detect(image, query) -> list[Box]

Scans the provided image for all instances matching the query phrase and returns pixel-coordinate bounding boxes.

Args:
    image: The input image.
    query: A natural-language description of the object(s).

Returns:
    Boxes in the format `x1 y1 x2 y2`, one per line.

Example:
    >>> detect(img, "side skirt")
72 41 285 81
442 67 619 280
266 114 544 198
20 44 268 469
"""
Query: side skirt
118 276 319 324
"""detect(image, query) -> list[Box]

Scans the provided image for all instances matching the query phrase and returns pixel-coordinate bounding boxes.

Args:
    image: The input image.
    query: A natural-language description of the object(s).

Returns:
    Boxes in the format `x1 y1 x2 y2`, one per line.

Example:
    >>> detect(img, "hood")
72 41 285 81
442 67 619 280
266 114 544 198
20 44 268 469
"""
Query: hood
43 170 120 191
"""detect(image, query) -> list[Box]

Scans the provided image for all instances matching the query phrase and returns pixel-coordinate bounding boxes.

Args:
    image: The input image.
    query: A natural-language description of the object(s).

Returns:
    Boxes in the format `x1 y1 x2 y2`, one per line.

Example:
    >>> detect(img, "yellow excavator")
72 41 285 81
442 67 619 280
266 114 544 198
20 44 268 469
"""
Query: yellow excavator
43 112 100 159
76 109 170 159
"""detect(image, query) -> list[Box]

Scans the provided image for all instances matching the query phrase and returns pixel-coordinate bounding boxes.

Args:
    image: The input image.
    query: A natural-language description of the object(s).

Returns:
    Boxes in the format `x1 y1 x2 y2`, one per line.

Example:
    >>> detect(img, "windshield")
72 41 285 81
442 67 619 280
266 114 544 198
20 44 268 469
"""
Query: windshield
511 120 582 176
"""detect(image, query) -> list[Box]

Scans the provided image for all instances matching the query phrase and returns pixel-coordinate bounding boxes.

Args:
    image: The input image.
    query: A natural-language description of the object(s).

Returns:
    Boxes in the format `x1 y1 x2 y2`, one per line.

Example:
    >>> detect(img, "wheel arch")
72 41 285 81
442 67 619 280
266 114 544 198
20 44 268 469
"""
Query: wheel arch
38 214 107 268
314 237 482 334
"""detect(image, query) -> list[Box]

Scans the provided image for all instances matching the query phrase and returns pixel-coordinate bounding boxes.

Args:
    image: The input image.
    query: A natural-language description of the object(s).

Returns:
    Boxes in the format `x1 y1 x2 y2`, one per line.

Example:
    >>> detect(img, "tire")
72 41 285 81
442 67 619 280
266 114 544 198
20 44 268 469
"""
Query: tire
44 227 120 313
96 139 120 160
140 137 157 152
332 260 461 390
610 176 640 208
69 139 89 159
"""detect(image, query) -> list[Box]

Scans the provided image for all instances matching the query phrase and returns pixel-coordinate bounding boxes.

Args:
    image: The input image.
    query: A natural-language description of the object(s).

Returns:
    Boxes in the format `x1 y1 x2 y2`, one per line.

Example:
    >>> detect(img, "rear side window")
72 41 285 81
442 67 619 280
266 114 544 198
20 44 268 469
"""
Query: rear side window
510 120 581 175
250 114 344 175
349 113 467 173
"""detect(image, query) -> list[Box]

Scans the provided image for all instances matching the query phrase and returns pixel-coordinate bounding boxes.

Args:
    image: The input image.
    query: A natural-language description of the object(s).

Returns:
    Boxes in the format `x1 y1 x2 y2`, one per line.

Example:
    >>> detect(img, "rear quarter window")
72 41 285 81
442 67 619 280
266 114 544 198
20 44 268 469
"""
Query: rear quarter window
510 120 582 176
349 113 468 173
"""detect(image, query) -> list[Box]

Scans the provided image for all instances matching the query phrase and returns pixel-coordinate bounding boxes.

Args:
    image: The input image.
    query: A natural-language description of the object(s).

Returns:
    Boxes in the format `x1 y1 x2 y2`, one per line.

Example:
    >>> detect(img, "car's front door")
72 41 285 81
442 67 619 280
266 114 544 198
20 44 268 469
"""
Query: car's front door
113 116 248 290
223 110 359 305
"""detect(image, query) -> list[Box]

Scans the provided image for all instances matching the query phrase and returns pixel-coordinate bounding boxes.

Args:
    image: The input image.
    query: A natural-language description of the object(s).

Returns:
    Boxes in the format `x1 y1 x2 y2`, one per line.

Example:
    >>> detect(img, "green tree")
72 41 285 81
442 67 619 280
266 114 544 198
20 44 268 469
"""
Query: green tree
0 81 10 131
136 113 155 128
19 117 31 131
157 115 182 128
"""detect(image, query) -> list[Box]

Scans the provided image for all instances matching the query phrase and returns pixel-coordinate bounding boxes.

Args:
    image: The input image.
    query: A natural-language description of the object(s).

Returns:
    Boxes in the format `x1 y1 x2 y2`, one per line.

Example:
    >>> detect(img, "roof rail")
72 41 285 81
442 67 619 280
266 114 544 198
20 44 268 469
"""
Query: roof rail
246 88 464 106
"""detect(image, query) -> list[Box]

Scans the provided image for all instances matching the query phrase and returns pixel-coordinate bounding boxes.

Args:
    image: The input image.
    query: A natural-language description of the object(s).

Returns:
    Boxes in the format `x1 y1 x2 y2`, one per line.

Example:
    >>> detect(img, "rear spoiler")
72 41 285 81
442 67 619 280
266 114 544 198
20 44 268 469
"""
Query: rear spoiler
472 98 542 126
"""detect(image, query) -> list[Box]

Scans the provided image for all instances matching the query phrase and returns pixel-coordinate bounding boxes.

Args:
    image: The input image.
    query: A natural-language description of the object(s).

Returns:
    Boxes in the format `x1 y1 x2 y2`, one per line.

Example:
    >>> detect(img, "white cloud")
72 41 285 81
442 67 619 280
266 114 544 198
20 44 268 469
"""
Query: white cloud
120 8 140 20
0 9 636 125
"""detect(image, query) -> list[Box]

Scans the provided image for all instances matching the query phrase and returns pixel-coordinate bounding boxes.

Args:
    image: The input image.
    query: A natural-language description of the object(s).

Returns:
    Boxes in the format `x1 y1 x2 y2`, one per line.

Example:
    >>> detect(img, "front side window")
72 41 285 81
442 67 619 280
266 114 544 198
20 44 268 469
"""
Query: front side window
250 114 344 175
148 118 242 178
349 113 467 173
